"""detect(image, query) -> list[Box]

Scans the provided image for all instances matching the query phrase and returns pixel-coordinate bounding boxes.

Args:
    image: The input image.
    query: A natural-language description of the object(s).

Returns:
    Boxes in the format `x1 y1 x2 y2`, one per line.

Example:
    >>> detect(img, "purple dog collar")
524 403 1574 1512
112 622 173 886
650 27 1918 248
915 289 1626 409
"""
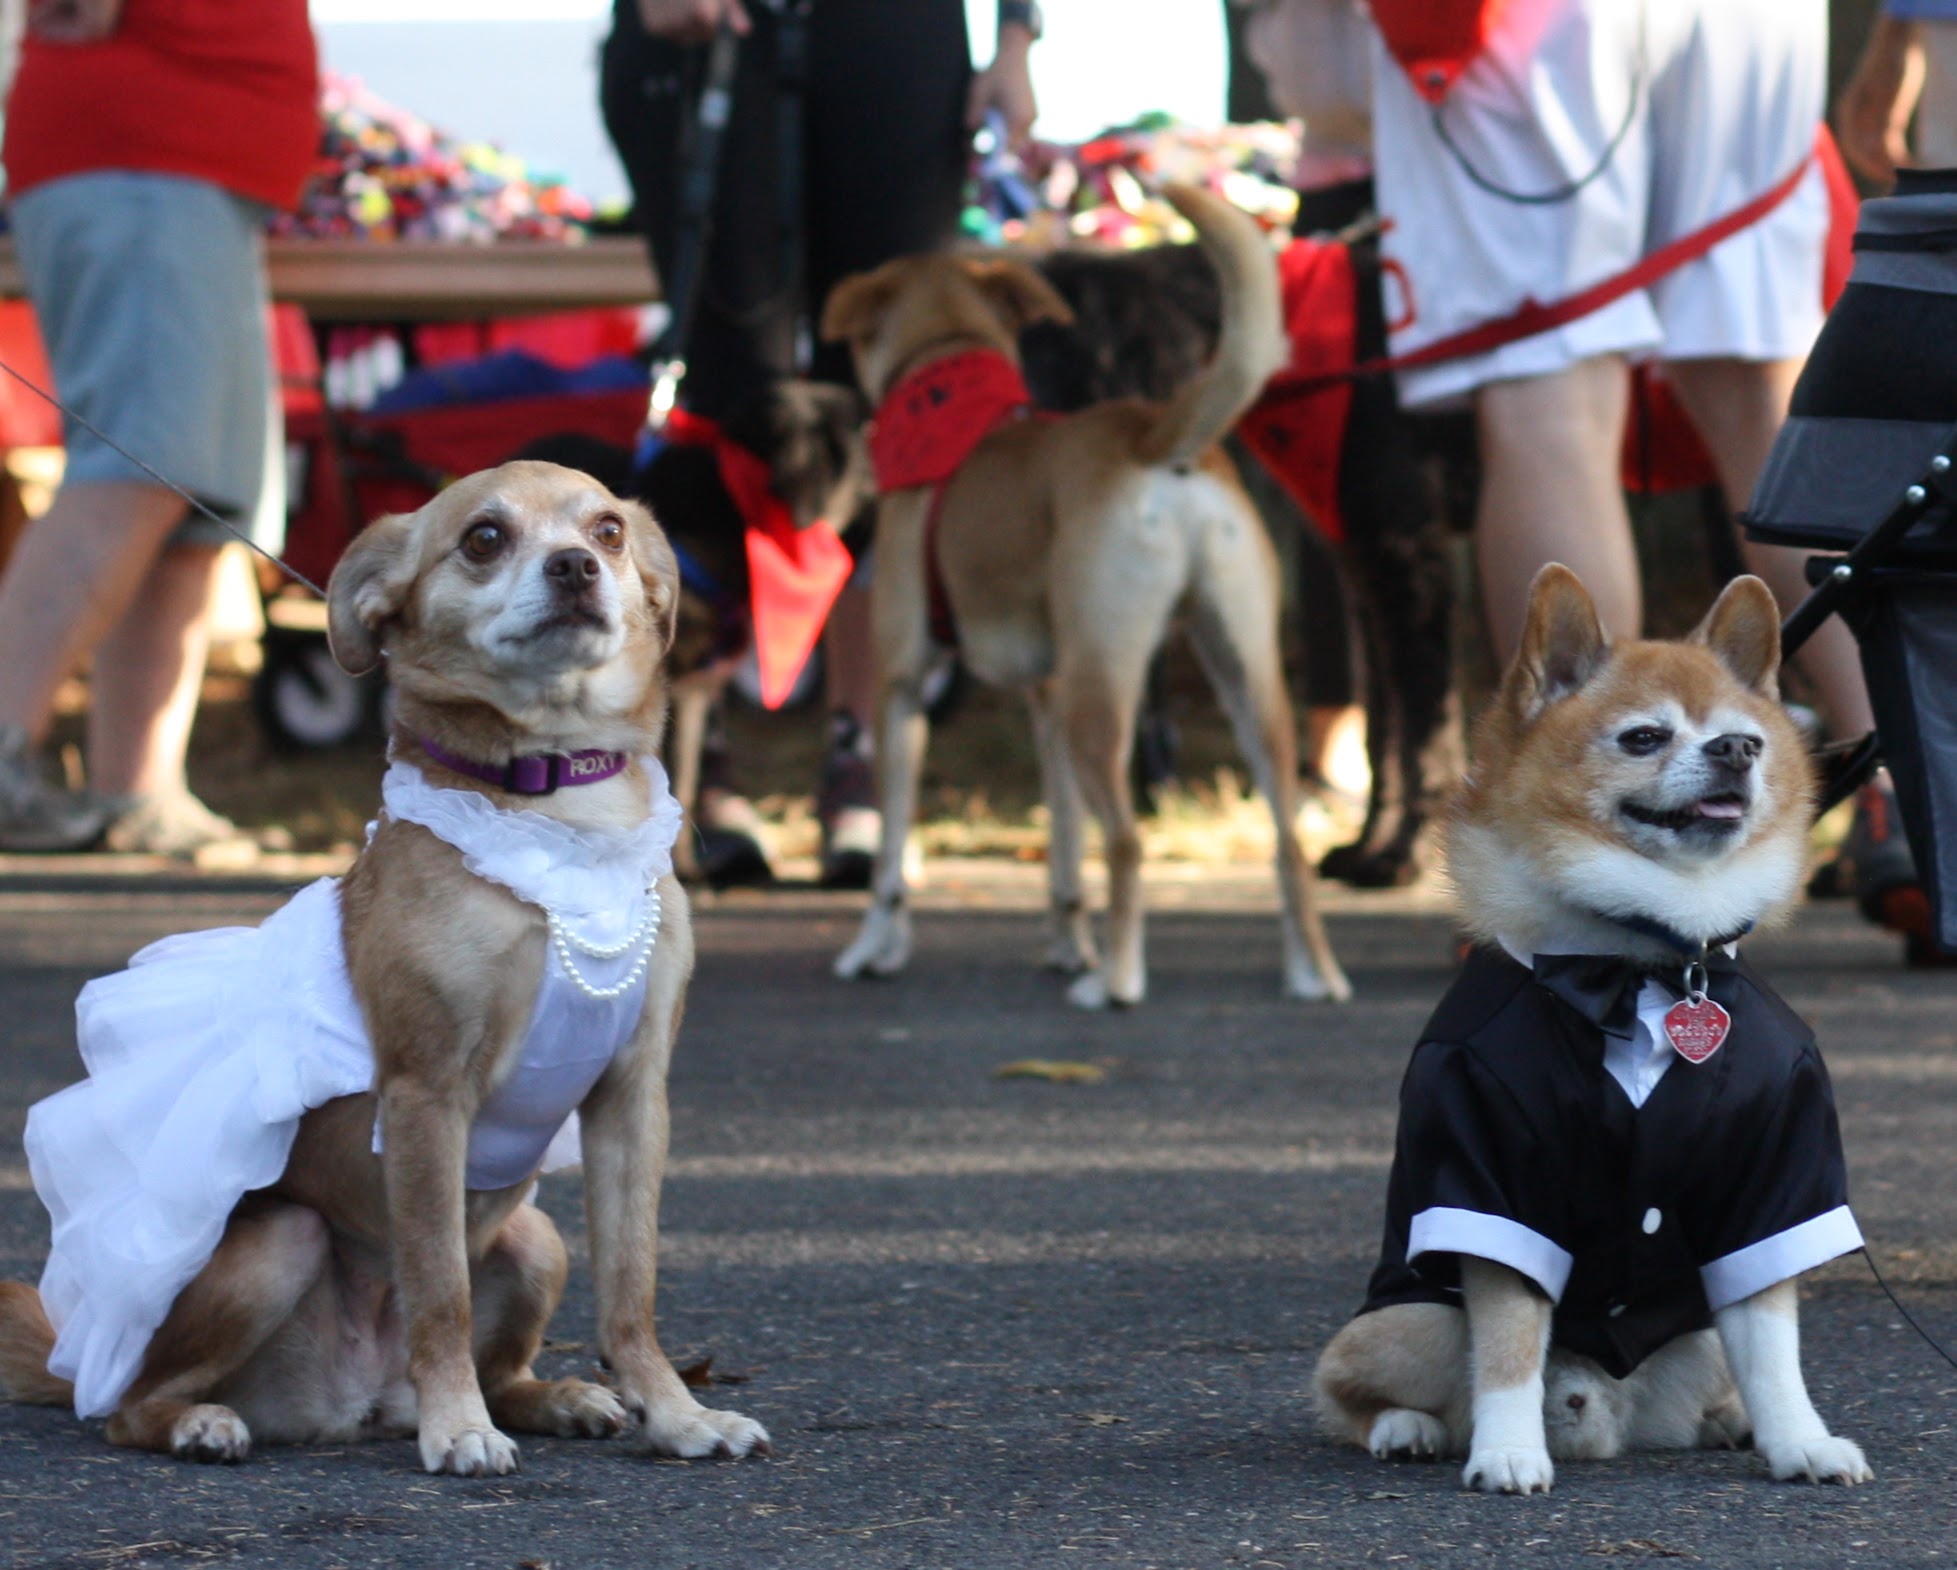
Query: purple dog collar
419 737 631 796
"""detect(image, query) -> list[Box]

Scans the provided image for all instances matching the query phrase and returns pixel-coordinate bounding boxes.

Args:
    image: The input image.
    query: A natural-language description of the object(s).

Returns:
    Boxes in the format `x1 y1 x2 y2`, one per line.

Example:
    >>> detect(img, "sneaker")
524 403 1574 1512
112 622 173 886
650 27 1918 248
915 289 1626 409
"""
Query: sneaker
687 723 774 889
0 724 111 852
1841 776 1930 930
101 791 261 863
817 711 879 891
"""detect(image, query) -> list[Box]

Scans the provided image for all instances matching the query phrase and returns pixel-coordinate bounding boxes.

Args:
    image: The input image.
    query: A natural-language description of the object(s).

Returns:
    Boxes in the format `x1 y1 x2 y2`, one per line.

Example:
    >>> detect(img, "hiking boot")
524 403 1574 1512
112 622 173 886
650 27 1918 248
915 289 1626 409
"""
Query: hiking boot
817 711 878 891
0 725 111 852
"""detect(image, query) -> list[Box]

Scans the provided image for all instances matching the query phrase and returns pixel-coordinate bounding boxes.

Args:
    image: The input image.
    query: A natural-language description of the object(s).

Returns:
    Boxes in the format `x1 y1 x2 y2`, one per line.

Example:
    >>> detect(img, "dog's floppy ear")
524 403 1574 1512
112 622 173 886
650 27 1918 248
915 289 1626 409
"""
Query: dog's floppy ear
625 498 681 654
967 257 1076 332
820 262 906 345
1689 573 1782 696
1504 563 1610 720
327 510 420 677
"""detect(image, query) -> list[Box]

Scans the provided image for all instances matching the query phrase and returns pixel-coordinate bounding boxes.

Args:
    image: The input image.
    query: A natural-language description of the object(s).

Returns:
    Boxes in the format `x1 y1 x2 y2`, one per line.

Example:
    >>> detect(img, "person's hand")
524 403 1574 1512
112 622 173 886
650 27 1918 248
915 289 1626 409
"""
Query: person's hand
1835 14 1924 187
635 0 750 46
967 34 1038 150
26 0 123 42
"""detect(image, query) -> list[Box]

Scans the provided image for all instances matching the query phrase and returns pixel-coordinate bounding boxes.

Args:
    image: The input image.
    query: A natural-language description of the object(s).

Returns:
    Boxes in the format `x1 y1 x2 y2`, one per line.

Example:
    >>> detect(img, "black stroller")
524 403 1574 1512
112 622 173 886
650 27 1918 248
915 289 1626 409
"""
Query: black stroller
1748 168 1957 962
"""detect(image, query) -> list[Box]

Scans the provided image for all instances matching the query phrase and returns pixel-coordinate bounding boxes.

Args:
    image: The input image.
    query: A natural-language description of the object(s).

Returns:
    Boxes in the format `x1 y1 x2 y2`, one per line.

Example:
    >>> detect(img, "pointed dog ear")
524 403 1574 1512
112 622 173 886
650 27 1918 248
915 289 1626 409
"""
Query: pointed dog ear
1504 563 1610 721
967 257 1076 332
1689 574 1782 696
820 262 907 345
326 510 420 677
624 498 681 655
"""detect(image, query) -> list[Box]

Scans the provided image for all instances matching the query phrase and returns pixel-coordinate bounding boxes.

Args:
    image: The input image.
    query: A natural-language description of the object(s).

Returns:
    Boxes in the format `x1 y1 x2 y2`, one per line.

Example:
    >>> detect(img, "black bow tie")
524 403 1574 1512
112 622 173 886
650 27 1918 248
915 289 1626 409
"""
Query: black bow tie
1532 949 1741 1039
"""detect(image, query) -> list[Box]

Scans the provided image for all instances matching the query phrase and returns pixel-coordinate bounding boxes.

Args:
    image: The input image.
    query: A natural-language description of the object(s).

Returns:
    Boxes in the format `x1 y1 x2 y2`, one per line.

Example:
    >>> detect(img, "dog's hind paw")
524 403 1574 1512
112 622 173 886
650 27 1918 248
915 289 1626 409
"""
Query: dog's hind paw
643 1402 772 1460
1282 960 1353 1004
492 1377 628 1439
834 908 911 980
171 1404 251 1465
1762 1434 1872 1485
1368 1408 1447 1461
1463 1446 1554 1494
422 1424 521 1477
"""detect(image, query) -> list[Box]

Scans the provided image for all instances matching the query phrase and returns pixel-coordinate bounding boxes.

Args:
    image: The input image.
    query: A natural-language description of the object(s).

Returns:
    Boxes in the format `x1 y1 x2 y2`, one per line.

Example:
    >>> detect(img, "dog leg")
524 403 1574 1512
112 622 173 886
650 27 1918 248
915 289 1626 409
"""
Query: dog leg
580 966 769 1460
1714 1280 1870 1484
665 672 719 884
1460 1257 1555 1494
476 1204 627 1440
835 687 925 981
1185 538 1351 1003
1313 1301 1470 1458
1027 681 1097 975
1056 666 1145 1009
106 1201 330 1463
380 1081 520 1476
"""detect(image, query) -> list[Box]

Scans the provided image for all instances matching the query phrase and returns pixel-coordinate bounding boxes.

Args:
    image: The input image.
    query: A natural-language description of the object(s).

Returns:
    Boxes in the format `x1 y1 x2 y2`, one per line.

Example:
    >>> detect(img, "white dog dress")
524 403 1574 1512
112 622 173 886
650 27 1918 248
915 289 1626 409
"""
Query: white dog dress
24 757 682 1419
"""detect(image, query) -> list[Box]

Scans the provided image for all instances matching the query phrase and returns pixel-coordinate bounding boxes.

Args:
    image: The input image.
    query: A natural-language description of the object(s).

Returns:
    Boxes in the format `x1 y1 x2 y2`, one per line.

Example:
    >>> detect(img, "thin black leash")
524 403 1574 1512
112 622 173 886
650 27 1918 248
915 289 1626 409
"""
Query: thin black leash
1862 1248 1957 1375
0 354 328 599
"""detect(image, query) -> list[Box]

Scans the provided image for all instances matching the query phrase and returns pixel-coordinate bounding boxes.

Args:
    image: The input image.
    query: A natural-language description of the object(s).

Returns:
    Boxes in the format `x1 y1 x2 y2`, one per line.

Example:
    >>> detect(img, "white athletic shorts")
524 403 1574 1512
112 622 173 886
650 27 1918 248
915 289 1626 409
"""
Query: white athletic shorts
1370 0 1829 409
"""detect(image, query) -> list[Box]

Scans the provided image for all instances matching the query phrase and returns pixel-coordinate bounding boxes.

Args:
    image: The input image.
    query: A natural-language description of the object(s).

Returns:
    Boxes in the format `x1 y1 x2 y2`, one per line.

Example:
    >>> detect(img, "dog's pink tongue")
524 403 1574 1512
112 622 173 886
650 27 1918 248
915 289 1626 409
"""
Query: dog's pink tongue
1697 798 1745 820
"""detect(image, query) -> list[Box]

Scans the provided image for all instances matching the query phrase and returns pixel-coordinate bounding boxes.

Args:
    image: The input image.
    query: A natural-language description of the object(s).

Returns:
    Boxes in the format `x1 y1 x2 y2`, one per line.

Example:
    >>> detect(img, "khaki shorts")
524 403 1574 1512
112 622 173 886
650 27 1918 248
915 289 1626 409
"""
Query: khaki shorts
12 170 283 547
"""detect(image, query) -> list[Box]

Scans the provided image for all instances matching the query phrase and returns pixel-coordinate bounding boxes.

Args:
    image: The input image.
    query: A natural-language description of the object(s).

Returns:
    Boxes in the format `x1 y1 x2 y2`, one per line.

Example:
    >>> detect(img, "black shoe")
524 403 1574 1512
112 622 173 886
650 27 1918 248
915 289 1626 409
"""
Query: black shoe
817 711 878 891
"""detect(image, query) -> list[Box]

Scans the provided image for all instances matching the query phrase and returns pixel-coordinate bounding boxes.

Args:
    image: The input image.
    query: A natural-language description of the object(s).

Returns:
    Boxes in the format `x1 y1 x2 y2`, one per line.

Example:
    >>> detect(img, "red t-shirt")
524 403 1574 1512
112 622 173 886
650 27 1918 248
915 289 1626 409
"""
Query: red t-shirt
3 0 319 211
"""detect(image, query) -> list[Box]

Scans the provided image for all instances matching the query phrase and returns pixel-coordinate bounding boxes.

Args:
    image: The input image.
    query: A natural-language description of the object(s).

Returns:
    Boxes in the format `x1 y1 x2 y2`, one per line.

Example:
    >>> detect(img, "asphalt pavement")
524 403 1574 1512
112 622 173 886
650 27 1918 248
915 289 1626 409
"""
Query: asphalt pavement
2 858 1954 1570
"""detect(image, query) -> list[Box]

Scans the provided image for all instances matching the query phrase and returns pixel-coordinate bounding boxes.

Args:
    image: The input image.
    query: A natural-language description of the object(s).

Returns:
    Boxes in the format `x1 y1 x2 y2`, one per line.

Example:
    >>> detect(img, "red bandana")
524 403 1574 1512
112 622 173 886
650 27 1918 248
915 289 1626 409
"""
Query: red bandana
1236 236 1360 545
868 349 1033 494
660 408 854 711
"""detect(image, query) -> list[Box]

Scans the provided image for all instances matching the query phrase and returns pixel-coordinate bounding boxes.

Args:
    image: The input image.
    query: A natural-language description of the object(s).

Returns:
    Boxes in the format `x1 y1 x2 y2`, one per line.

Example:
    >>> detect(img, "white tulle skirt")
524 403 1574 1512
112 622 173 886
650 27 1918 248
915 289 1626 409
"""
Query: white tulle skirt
24 879 375 1419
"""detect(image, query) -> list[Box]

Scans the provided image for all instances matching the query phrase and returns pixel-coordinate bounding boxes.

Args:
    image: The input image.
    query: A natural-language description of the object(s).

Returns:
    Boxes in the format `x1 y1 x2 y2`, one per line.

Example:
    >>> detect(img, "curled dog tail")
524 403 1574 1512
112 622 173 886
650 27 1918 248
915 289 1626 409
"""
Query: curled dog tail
1131 183 1287 469
0 1281 72 1407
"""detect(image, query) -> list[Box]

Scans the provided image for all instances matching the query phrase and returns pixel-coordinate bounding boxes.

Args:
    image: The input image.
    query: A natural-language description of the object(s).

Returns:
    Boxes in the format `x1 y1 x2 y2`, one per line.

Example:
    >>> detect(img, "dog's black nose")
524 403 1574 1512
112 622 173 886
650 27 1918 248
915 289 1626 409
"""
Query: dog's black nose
1703 733 1761 771
545 548 601 592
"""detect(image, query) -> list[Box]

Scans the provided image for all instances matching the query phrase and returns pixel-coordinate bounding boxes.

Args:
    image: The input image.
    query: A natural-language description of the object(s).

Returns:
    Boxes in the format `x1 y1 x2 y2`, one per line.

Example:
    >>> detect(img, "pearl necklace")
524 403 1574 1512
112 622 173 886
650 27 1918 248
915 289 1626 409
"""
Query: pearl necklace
545 887 662 1001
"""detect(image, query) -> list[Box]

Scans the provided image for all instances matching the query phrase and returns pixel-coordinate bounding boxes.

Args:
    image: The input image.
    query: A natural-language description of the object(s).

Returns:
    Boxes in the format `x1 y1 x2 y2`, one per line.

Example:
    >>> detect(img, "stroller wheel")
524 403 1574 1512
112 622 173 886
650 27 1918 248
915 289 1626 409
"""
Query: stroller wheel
253 630 384 751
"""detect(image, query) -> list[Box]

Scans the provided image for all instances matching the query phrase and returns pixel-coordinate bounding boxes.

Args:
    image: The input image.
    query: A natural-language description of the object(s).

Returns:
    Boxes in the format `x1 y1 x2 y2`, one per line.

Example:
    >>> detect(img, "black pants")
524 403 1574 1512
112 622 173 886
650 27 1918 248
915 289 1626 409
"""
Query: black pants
601 0 972 421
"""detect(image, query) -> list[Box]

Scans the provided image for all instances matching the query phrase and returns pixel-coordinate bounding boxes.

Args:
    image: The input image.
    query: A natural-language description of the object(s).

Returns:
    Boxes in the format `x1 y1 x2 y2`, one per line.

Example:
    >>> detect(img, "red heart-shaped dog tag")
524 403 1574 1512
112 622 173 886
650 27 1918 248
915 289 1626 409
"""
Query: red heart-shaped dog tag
1664 996 1731 1063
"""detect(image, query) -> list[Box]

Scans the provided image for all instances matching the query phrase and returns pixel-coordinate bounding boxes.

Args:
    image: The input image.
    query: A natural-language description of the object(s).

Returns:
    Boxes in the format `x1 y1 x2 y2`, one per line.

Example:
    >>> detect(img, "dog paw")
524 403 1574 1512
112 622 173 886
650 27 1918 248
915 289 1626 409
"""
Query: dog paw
1463 1446 1555 1494
1066 970 1110 1009
493 1377 628 1439
171 1404 251 1464
642 1402 772 1460
1697 1399 1752 1451
421 1424 521 1477
834 908 911 980
1762 1434 1872 1485
1282 961 1353 1004
1368 1408 1447 1461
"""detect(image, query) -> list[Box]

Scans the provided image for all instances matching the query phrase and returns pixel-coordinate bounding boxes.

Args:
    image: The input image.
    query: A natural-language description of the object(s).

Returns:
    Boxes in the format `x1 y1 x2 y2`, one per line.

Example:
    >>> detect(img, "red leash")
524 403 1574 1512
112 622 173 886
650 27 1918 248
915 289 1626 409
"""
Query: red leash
1257 135 1826 408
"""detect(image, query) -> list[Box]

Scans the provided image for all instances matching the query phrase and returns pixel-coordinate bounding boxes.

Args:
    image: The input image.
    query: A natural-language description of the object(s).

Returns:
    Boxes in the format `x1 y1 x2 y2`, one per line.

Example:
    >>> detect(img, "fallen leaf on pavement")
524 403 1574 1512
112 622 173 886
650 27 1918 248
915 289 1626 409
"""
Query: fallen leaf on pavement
993 1059 1108 1084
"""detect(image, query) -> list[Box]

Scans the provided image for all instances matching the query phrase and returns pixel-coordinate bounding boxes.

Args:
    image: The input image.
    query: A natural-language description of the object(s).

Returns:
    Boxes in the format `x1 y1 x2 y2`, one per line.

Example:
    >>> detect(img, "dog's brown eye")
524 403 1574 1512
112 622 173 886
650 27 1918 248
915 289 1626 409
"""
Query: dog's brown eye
1618 726 1672 756
592 514 626 552
461 521 504 561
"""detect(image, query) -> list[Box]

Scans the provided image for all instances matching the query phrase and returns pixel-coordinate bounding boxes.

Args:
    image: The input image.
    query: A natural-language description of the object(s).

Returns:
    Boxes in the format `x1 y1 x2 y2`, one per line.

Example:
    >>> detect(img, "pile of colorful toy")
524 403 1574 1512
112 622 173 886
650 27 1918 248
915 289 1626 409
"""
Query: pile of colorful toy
271 74 601 244
963 113 1305 249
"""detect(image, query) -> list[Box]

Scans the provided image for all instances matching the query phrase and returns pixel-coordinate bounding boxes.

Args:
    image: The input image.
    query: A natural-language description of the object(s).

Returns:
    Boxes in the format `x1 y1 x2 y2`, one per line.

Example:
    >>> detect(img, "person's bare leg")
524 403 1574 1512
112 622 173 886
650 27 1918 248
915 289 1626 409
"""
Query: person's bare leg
1473 357 1640 661
1665 355 1877 736
822 575 879 731
0 481 187 743
86 543 222 799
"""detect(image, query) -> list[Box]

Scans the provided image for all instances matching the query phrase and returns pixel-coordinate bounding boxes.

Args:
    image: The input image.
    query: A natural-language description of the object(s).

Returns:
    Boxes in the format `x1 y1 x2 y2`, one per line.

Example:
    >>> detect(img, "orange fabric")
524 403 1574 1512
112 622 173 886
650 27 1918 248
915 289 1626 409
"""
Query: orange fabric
1236 238 1358 543
662 409 853 710
3 0 318 211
